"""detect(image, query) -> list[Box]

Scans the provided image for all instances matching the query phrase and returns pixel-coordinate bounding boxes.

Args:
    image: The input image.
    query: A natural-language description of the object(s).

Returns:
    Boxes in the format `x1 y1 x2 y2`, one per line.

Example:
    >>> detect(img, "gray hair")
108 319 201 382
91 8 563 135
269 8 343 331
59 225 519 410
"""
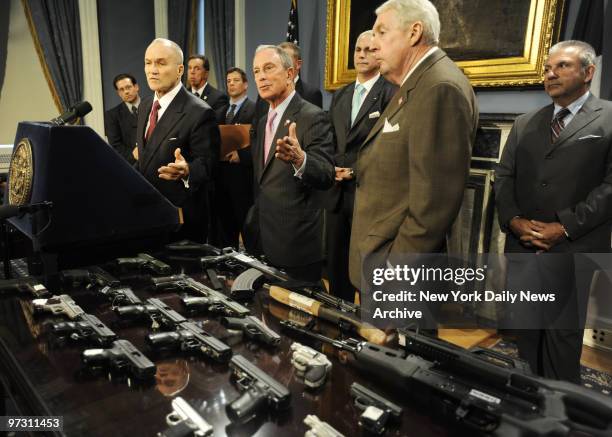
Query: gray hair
255 45 294 70
549 40 596 69
150 38 184 64
376 0 440 45
356 30 374 44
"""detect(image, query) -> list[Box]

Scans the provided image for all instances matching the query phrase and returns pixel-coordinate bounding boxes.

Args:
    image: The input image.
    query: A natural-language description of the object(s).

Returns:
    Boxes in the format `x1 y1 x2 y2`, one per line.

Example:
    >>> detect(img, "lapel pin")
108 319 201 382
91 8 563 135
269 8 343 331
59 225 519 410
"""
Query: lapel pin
284 119 291 127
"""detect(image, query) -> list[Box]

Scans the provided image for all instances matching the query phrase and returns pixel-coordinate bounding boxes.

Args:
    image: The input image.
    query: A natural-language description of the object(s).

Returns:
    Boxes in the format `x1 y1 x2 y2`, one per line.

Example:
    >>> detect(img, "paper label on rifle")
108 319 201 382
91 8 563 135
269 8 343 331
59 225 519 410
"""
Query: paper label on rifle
288 292 316 310
469 389 500 405
233 253 254 263
33 284 46 292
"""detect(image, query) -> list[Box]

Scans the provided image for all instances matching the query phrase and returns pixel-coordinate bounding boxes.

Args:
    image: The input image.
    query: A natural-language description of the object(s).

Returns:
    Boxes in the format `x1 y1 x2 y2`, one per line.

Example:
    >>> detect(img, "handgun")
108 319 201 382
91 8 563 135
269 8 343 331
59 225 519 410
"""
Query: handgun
59 266 120 289
349 382 403 434
82 339 156 380
115 297 187 330
221 316 280 347
98 285 142 305
32 294 85 319
116 253 172 275
0 277 50 298
159 396 213 437
52 313 118 346
226 354 291 422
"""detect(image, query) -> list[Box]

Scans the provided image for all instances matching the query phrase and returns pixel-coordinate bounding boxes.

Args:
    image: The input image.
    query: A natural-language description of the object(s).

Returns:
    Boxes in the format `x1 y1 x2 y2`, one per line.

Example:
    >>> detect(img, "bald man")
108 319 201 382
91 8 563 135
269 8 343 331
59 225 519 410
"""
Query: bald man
136 38 220 242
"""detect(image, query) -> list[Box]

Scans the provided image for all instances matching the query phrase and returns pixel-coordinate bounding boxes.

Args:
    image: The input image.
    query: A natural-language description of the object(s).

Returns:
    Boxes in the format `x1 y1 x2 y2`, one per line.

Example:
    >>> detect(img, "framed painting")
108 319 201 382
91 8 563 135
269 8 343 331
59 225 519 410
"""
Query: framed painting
325 0 565 90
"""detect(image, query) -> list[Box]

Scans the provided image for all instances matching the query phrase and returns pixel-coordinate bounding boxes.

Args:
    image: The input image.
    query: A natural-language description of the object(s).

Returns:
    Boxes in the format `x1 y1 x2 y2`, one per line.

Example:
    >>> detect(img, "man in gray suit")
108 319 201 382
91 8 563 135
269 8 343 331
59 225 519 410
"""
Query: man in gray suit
495 40 612 383
244 45 334 282
348 0 477 295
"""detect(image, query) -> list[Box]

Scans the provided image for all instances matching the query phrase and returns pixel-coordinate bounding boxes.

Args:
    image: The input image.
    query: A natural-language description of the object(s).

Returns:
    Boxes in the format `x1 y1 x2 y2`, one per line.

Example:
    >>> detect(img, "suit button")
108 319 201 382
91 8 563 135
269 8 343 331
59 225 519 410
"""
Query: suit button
541 182 548 187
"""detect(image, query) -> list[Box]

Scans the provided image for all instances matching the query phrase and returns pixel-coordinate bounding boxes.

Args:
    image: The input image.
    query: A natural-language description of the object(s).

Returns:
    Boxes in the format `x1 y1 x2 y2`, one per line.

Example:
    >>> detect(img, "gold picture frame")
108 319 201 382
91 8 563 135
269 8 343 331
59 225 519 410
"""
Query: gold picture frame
324 0 565 90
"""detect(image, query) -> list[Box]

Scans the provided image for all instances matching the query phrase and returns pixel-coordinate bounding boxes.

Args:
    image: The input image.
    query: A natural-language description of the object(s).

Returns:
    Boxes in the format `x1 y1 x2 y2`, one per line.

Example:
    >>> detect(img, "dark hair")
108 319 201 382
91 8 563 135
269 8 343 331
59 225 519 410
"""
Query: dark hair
226 67 247 82
113 73 137 89
187 54 210 71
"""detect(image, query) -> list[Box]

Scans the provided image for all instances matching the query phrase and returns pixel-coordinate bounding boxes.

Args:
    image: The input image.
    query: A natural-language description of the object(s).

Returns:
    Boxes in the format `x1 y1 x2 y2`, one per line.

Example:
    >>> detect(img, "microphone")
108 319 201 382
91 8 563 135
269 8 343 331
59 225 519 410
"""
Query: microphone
0 201 53 220
50 101 93 126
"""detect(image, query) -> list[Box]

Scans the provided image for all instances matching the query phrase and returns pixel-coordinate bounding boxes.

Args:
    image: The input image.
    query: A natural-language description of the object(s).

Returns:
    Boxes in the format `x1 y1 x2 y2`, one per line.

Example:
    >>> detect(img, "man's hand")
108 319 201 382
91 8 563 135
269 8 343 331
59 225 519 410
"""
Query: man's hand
158 148 190 180
526 220 566 251
275 122 305 168
509 217 543 248
225 150 240 164
132 146 139 161
335 167 354 181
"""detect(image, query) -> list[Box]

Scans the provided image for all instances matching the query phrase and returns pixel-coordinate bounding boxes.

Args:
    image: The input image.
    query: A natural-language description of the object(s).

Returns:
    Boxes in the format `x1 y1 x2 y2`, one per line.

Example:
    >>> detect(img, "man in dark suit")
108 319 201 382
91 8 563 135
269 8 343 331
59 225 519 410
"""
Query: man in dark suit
104 73 141 164
244 45 335 282
253 42 323 126
212 67 256 249
349 0 477 297
495 40 612 383
187 54 229 124
136 38 219 242
326 30 396 302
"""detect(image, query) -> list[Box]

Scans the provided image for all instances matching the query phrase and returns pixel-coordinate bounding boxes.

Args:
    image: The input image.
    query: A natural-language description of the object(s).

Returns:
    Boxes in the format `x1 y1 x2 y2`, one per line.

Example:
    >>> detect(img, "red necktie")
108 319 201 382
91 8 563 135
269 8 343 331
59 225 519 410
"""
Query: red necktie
145 101 161 142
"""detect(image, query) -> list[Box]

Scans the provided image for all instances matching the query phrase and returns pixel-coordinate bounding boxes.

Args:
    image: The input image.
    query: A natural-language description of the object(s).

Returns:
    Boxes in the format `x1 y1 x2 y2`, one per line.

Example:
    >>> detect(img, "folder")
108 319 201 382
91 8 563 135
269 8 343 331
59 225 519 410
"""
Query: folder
219 124 251 161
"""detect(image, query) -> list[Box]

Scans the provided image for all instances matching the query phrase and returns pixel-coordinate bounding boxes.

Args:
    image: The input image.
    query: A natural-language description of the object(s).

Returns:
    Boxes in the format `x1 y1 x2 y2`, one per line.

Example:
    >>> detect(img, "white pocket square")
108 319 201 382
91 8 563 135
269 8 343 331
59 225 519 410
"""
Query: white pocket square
382 118 399 133
169 137 178 141
369 111 380 119
578 134 602 140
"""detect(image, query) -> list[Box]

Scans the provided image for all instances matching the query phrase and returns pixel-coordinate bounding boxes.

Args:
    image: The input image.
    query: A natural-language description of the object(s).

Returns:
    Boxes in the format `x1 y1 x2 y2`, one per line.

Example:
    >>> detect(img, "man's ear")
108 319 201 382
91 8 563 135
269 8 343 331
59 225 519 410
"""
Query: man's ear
408 21 424 46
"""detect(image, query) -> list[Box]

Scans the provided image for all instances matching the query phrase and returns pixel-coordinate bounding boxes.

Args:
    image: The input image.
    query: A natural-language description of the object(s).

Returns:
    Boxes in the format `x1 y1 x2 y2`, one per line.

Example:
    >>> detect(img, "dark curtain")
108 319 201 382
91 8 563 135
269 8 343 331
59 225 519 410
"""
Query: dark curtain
0 1 10 99
205 0 234 88
571 0 604 54
22 0 82 112
601 0 612 100
168 0 196 70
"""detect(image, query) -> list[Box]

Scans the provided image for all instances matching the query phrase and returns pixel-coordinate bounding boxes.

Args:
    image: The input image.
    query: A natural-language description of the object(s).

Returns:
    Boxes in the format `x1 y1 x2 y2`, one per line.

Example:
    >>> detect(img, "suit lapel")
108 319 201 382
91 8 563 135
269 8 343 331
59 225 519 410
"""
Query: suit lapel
140 88 188 172
546 95 602 154
335 86 353 154
360 49 447 150
136 99 152 168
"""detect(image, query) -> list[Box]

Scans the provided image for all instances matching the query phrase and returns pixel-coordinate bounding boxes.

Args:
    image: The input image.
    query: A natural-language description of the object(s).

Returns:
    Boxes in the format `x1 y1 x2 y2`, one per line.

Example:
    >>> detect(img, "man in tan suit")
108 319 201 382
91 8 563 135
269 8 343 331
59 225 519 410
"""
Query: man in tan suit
349 0 478 293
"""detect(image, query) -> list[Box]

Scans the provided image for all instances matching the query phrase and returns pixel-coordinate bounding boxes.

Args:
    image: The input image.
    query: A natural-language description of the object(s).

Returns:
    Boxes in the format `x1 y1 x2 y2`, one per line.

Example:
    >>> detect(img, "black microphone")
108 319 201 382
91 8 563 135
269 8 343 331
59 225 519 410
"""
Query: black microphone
0 201 53 220
50 101 93 126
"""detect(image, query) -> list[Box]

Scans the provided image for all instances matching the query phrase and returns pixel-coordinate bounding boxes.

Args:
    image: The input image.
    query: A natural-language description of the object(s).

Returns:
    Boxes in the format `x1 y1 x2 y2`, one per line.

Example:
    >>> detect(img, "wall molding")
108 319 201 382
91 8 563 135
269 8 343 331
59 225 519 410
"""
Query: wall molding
154 0 168 39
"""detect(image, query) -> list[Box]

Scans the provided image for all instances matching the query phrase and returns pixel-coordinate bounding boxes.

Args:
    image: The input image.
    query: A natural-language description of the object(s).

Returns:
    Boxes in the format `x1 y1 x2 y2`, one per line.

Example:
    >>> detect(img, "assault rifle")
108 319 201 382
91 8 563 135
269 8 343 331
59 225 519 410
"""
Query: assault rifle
281 321 612 437
166 244 358 314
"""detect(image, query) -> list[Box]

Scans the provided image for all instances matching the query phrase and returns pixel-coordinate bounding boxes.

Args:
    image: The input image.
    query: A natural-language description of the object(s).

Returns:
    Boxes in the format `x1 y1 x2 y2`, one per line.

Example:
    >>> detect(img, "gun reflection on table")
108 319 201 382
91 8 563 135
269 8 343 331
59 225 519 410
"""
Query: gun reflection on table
60 266 120 289
159 396 213 437
165 243 358 314
151 274 250 317
226 354 291 423
282 321 612 437
82 339 156 381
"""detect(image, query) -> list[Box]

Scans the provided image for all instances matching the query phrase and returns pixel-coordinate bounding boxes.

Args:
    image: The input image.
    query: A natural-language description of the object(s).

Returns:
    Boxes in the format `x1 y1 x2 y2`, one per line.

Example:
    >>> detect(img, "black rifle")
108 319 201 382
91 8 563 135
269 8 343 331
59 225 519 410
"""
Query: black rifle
230 268 265 300
52 313 118 346
151 274 250 317
82 339 156 380
227 354 291 422
116 253 172 275
281 321 612 437
165 240 221 256
159 396 213 437
350 382 403 435
221 316 281 347
60 266 120 289
115 297 188 329
147 320 232 363
0 277 50 298
177 247 358 314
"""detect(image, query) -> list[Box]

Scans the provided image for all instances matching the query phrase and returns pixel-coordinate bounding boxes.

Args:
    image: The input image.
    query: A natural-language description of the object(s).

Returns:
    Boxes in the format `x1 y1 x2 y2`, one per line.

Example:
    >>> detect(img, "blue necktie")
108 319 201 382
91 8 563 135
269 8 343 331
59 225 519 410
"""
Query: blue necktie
351 83 366 126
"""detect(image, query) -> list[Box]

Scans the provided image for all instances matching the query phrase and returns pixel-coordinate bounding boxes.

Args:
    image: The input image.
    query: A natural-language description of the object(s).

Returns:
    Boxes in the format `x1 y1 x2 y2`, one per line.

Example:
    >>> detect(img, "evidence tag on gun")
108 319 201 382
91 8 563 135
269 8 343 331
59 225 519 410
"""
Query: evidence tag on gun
290 342 332 389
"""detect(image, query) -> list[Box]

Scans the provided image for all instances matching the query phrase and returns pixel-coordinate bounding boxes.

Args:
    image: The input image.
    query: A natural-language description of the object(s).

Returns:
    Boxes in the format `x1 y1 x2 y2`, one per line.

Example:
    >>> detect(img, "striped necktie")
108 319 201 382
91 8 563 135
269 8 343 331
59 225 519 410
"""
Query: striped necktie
551 107 571 142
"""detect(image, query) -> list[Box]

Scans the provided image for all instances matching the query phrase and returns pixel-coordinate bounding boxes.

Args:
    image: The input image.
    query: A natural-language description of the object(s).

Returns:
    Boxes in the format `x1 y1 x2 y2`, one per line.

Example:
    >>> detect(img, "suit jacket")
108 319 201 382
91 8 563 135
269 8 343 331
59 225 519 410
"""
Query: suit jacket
325 76 397 211
244 93 335 267
348 49 478 286
136 86 220 207
495 94 612 254
197 83 229 124
104 102 138 164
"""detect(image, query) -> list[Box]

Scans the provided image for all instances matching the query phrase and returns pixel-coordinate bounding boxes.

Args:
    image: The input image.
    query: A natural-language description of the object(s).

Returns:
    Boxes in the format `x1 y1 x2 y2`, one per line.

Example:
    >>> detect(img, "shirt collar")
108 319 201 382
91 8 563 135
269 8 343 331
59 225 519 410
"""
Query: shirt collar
269 90 296 122
401 46 439 86
293 75 300 84
125 96 141 111
356 73 380 92
554 91 590 117
155 81 183 108
192 82 208 96
229 95 248 106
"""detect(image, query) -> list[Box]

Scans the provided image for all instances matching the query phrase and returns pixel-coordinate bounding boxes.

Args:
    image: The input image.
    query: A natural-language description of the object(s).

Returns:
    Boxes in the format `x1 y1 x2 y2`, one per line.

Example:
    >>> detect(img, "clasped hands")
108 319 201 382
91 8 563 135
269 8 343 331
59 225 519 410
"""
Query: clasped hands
509 217 566 251
158 148 189 180
275 122 305 168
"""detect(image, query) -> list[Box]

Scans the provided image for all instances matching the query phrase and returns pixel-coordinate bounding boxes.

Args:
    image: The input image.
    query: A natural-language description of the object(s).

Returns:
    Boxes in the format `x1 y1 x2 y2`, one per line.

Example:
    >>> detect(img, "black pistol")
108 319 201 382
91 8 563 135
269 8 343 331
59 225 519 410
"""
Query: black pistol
82 339 156 380
221 316 280 347
116 253 172 275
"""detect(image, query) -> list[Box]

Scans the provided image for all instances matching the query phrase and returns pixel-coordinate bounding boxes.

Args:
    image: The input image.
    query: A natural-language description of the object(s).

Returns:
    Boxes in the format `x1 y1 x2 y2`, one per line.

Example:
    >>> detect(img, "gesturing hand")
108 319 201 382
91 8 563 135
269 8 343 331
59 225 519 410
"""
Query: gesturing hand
275 122 305 168
158 148 190 180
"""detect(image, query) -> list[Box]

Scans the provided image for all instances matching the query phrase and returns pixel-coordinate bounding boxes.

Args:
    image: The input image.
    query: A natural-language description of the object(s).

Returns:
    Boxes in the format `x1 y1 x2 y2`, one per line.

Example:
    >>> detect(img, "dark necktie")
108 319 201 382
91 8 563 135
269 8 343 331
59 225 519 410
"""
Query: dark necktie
551 107 571 142
145 101 161 142
132 106 138 117
193 91 200 98
226 104 237 124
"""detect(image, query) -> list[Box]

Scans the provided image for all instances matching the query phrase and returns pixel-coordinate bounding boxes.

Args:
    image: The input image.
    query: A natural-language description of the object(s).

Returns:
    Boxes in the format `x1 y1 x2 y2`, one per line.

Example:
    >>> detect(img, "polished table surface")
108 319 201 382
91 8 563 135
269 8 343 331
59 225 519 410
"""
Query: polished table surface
0 258 451 437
